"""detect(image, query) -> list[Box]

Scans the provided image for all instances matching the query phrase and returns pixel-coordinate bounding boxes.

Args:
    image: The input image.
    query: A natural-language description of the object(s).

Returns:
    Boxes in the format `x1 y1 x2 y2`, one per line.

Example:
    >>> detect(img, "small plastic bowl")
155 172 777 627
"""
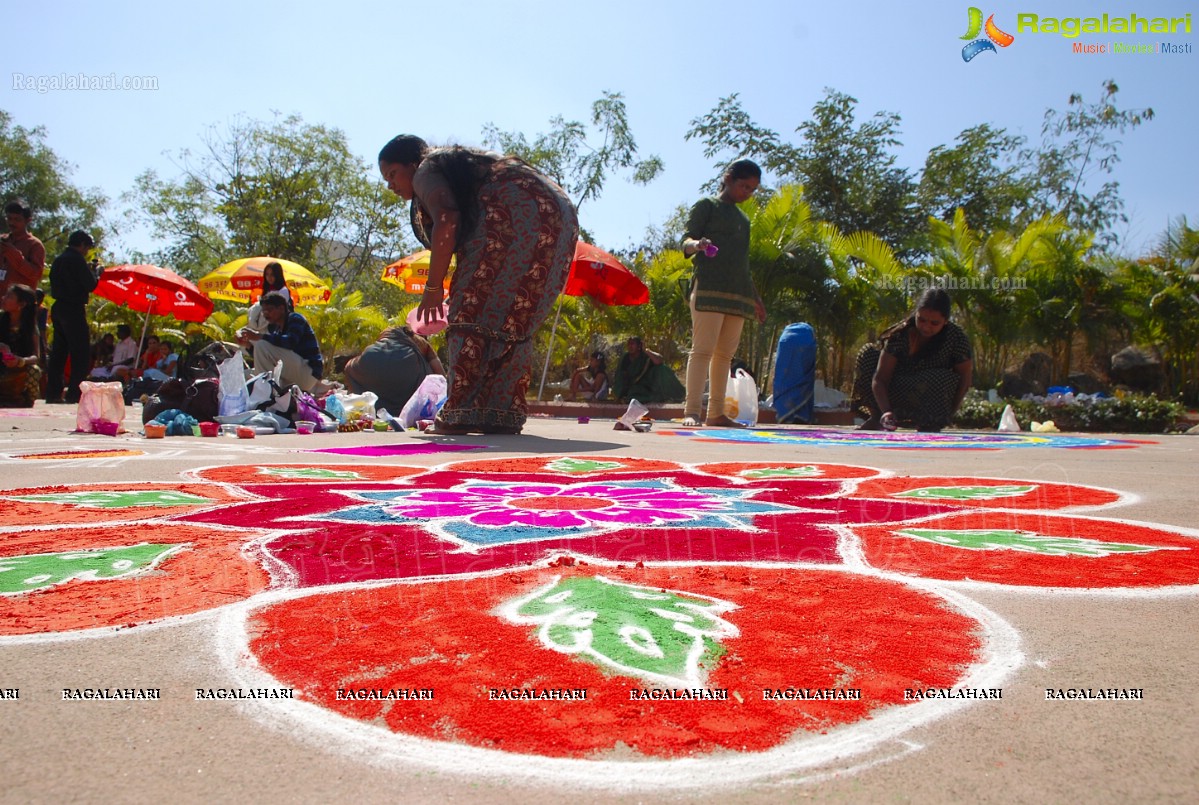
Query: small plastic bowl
295 420 316 435
144 422 166 439
93 420 120 436
236 426 256 439
406 305 448 336
199 421 220 437
373 419 390 432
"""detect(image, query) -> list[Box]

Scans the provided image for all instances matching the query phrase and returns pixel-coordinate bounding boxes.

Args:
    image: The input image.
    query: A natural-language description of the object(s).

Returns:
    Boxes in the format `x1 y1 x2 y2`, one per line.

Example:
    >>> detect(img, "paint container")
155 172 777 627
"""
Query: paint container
373 419 390 432
295 420 316 435
93 420 120 437
416 419 434 431
219 424 238 437
236 426 256 439
144 422 166 439
191 424 202 437
703 243 720 257
577 416 590 424
199 421 220 437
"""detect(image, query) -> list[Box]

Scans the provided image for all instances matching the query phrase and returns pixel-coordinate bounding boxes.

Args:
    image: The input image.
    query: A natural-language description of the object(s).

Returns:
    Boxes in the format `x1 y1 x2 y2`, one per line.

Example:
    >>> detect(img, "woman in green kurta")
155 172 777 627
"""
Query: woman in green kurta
680 160 766 427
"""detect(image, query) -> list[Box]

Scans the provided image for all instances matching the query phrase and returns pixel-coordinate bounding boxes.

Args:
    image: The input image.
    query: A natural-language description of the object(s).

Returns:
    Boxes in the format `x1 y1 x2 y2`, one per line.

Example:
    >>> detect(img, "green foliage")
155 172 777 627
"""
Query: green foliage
918 124 1034 234
1026 79 1154 249
482 91 664 212
123 113 410 287
0 109 107 258
302 285 390 369
953 392 1183 433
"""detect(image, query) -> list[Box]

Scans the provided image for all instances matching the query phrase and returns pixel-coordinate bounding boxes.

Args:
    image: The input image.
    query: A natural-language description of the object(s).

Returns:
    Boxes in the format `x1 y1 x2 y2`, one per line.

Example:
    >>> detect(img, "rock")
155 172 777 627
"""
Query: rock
1019 352 1053 394
1110 347 1165 393
1067 372 1108 395
999 373 1038 399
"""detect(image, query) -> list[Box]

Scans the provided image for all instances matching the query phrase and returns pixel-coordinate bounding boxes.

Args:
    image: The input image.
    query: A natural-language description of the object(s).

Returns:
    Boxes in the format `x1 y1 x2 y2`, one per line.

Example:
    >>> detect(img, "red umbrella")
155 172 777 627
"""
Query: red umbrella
94 264 215 366
538 243 648 399
563 242 649 306
95 264 214 323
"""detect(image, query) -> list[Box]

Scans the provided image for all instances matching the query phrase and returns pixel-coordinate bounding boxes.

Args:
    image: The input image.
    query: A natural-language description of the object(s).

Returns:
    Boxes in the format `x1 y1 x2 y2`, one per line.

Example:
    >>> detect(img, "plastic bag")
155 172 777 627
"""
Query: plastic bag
76 381 125 434
398 374 448 429
324 391 377 424
724 368 759 427
217 354 249 416
617 398 650 430
997 404 1021 432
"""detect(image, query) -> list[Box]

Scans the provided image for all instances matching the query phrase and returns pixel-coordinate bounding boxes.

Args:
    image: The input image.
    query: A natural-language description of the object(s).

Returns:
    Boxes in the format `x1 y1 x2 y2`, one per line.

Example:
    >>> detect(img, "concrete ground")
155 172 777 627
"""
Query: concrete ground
0 401 1196 804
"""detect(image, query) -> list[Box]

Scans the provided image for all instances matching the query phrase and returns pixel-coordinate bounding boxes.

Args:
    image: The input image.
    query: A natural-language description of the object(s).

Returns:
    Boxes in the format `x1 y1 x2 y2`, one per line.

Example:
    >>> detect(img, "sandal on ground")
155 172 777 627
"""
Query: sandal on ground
704 415 746 428
425 420 471 436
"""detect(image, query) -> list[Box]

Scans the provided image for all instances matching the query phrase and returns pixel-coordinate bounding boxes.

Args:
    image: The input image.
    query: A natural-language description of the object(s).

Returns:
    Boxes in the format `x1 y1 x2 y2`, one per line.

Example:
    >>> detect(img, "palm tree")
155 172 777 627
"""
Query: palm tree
923 210 1064 388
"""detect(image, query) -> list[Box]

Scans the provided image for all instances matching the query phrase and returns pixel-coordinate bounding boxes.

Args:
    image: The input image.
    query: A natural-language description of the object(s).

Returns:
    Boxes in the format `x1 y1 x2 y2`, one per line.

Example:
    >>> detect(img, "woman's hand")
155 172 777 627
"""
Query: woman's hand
418 284 446 323
754 298 767 324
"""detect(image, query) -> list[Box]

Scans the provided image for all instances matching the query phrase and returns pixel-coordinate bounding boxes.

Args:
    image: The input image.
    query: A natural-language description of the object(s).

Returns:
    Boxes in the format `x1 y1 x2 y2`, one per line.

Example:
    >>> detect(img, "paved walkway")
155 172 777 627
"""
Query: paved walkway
1 402 1196 804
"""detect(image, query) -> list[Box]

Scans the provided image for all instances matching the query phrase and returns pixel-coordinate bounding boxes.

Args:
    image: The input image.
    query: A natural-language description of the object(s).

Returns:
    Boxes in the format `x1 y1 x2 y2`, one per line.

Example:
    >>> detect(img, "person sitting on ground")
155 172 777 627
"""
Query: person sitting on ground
342 324 444 414
0 284 43 407
237 292 327 393
138 335 160 375
611 337 685 403
142 339 179 382
89 324 139 383
851 288 973 433
91 332 115 375
569 351 609 401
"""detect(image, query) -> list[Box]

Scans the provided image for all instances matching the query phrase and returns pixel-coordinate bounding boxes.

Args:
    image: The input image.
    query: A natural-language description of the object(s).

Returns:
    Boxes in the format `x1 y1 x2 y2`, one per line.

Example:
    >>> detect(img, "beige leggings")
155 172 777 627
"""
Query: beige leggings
684 294 745 421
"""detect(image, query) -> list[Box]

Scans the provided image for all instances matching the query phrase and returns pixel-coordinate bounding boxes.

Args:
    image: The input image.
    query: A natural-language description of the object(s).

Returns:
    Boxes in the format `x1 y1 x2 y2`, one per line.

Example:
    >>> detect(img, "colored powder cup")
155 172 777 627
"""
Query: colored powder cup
144 422 166 439
199 421 220 437
703 243 720 257
93 420 120 436
577 416 590 424
236 426 256 439
373 420 390 432
295 420 316 435
191 424 202 437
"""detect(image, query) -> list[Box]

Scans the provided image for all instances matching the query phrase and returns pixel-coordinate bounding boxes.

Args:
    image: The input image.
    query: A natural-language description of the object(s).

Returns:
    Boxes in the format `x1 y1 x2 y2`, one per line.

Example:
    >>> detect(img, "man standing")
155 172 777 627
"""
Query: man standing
1 199 46 296
237 292 327 392
45 230 99 404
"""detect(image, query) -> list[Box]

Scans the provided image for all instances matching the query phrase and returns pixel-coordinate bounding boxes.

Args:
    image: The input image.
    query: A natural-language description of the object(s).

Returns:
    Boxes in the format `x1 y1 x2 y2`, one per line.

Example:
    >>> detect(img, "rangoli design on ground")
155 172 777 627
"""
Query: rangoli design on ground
661 427 1154 450
1 454 1196 787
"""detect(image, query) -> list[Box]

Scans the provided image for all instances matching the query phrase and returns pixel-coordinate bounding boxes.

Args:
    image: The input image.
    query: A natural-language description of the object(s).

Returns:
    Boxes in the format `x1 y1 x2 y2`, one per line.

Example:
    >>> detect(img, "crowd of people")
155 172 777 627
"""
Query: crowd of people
1 145 976 432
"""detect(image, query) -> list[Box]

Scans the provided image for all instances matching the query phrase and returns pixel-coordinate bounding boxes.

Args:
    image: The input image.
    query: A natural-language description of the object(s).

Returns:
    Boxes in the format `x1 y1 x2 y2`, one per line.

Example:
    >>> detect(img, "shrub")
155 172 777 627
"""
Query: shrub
953 392 1184 434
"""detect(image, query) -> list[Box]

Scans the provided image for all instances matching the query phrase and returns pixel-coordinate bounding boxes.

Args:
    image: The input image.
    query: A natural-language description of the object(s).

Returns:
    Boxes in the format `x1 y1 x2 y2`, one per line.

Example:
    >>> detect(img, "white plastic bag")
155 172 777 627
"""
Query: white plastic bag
724 368 759 426
217 354 249 417
76 381 125 433
997 404 1021 432
617 398 650 430
398 375 448 429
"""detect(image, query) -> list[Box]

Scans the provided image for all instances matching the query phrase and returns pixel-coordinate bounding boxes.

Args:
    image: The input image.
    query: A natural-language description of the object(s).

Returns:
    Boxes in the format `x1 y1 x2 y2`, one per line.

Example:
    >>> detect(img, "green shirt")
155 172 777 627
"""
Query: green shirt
685 196 756 319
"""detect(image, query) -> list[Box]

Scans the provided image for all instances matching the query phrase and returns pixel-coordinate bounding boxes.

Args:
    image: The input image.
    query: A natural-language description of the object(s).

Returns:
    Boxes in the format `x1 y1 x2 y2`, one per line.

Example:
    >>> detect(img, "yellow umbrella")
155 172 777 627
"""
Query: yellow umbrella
198 256 332 306
380 249 453 294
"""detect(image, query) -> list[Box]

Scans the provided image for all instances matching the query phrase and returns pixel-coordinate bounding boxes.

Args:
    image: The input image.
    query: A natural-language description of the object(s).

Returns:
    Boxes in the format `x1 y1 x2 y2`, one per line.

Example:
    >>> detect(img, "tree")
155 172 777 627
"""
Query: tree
1026 79 1154 250
0 109 107 256
125 113 409 287
918 124 1035 234
482 91 664 214
685 90 920 256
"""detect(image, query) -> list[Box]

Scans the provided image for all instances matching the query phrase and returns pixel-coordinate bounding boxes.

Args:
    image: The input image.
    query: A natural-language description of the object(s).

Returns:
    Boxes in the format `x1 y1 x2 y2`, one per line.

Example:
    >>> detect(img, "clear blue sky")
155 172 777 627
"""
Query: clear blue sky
5 0 1196 262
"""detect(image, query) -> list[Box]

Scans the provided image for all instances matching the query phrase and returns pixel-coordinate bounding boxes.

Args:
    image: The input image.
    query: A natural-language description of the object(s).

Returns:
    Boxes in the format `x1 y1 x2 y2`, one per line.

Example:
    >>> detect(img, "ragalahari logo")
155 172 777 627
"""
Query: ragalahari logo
961 7 1015 61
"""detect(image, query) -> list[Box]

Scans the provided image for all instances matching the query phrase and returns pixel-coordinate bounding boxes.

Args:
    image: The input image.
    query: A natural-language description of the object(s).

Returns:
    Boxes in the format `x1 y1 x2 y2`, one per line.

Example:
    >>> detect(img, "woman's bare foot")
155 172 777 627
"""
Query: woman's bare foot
858 416 882 431
704 415 746 428
680 415 701 428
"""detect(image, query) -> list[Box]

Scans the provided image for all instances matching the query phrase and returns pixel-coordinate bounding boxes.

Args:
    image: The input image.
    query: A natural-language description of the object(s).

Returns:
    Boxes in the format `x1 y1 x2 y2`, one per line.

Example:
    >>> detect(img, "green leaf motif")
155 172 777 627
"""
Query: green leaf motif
501 575 739 688
544 458 627 474
892 485 1036 501
7 490 213 508
260 467 361 480
0 543 186 595
741 466 823 479
896 529 1179 557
